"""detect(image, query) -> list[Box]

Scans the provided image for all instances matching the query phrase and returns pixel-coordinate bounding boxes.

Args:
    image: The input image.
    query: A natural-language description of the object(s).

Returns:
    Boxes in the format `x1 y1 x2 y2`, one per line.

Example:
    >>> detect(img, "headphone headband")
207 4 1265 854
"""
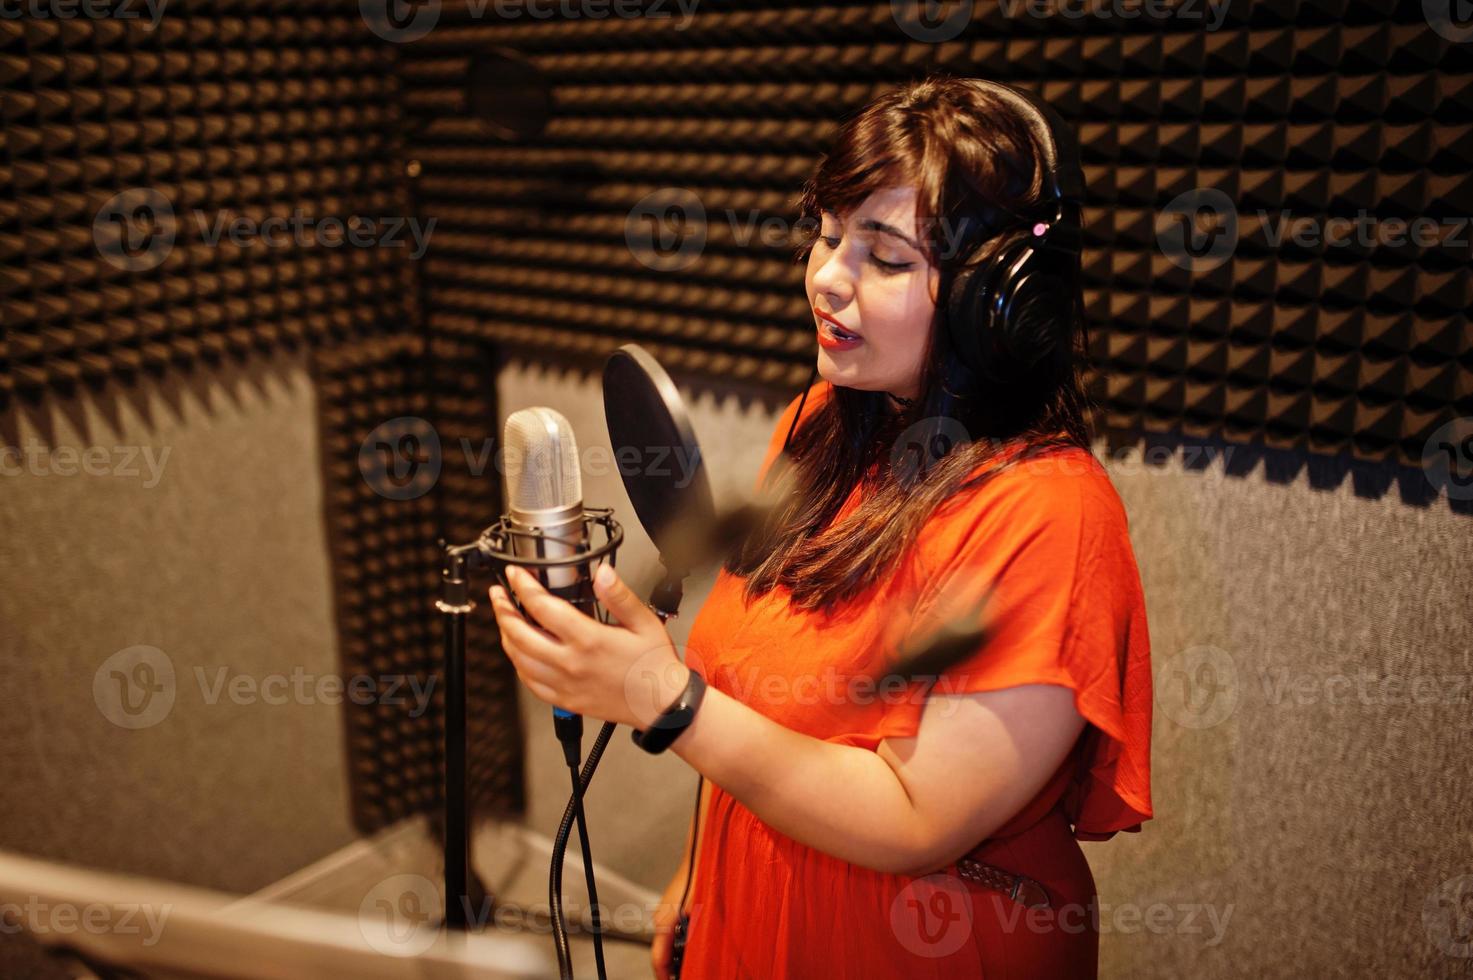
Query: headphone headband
962 79 1085 206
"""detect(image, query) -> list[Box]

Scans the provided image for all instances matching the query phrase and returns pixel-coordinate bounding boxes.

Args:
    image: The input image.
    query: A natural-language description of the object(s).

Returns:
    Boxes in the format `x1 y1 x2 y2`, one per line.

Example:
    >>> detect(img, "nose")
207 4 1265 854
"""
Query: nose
809 235 855 308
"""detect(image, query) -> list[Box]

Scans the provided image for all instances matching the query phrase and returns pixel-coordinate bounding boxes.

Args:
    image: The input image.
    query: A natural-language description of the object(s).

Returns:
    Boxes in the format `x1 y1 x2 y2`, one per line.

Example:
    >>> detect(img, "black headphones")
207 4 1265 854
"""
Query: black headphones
942 79 1086 389
783 79 1086 457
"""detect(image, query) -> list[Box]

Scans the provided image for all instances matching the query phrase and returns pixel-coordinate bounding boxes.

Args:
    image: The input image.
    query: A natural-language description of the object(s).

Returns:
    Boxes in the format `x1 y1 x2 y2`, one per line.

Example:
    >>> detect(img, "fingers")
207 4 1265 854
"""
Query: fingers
489 586 561 653
591 560 660 632
489 585 571 700
503 565 596 645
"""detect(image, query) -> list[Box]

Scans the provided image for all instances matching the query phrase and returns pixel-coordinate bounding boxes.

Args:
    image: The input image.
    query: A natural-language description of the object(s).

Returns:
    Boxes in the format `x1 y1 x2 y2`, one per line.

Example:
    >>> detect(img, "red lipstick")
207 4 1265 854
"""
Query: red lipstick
814 308 862 351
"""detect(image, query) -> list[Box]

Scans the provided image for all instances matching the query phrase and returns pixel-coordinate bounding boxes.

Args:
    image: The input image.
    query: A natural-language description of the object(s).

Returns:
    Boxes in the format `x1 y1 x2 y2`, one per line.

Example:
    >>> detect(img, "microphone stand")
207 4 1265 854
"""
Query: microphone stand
436 540 491 931
438 511 625 979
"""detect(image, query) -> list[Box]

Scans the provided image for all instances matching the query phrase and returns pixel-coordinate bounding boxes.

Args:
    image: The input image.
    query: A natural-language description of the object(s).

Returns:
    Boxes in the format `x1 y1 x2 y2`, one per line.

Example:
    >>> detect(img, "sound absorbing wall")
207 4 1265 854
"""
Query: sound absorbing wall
0 8 526 841
392 2 1471 477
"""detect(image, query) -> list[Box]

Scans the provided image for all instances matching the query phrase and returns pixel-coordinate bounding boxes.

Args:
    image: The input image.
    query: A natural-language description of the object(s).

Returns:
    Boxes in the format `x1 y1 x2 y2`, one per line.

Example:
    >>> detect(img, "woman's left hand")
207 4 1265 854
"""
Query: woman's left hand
489 561 691 730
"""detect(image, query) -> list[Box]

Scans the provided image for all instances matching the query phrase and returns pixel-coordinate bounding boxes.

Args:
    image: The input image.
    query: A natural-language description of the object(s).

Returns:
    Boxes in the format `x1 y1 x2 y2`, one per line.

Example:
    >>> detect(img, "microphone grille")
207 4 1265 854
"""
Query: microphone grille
504 407 582 512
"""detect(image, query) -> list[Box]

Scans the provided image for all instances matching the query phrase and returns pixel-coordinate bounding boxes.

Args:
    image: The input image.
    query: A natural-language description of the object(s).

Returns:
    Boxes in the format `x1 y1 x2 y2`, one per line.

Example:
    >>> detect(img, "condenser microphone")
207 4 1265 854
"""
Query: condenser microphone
502 407 594 607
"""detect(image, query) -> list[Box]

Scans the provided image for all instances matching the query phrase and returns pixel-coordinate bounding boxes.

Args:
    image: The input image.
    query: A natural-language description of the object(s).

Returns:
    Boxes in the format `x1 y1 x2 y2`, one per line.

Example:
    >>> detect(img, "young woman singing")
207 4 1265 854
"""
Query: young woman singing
490 73 1153 979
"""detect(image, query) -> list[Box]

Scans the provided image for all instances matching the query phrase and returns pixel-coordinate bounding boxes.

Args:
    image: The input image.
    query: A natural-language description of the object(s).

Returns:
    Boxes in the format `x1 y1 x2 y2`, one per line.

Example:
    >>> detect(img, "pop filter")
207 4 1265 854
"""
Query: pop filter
601 345 716 580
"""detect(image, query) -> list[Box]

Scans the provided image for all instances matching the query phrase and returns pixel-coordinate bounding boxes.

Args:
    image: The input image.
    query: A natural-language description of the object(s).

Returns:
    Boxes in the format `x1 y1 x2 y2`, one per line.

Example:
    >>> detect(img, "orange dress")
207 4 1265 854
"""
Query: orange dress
677 382 1153 979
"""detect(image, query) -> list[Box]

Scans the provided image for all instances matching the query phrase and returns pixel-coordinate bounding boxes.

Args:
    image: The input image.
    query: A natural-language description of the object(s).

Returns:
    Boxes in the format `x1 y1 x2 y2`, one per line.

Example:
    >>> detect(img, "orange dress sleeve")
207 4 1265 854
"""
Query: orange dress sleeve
885 449 1155 841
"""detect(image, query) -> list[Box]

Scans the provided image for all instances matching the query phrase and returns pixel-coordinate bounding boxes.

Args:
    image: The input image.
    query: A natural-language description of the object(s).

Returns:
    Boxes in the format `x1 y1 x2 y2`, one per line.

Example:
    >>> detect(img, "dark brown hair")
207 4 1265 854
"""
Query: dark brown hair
724 73 1099 616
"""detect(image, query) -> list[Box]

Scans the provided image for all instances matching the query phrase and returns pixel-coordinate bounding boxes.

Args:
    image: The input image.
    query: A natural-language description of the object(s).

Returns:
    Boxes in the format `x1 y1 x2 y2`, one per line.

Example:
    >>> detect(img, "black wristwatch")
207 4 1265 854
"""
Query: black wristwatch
631 667 706 755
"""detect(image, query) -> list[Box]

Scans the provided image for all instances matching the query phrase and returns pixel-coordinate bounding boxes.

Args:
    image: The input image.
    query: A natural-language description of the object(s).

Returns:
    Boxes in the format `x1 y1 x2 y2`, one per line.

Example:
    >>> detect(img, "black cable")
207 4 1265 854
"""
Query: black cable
550 719 616 980
677 775 702 915
569 760 608 980
667 774 703 980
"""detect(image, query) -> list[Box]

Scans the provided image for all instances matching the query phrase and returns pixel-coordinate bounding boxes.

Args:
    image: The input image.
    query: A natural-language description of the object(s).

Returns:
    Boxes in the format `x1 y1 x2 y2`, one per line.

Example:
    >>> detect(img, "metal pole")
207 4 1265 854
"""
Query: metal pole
438 546 474 930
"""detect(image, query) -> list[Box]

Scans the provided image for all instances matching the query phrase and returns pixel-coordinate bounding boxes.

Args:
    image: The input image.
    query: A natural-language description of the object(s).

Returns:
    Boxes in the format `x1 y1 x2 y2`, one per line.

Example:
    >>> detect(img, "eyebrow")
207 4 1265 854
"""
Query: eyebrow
820 208 921 251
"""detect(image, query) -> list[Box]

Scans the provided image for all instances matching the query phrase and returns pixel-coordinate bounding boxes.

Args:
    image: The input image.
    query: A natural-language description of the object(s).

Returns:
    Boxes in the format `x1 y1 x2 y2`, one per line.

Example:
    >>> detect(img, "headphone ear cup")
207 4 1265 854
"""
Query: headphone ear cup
945 234 1079 384
943 234 1029 380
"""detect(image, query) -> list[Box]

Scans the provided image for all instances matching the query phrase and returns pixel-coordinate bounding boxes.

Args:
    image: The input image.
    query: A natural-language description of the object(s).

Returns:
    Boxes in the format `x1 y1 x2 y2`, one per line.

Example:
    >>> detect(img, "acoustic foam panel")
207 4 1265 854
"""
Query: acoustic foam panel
313 332 526 835
0 8 526 834
391 2 1470 467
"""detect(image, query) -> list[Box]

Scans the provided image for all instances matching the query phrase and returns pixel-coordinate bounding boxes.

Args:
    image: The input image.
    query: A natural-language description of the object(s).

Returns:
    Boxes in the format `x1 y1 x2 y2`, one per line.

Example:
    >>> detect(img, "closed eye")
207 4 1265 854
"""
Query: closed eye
818 234 912 273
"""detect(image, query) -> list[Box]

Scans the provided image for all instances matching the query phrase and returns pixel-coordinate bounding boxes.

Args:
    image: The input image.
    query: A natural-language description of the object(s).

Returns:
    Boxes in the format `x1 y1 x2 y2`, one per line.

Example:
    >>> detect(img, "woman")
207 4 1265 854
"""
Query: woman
490 73 1152 978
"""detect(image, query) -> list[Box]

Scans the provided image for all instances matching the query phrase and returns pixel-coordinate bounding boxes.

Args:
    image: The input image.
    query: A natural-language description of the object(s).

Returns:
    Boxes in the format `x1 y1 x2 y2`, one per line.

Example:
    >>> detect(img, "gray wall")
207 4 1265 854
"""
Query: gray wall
0 351 359 976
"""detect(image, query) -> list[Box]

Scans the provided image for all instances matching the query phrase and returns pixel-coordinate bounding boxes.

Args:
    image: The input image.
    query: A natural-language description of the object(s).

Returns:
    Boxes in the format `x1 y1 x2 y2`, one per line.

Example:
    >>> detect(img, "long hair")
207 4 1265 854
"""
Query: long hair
723 73 1100 616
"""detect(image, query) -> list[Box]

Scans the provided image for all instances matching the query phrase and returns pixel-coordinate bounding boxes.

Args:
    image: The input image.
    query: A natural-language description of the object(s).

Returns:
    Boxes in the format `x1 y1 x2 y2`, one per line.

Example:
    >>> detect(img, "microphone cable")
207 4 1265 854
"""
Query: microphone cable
667 774 703 980
550 713 612 980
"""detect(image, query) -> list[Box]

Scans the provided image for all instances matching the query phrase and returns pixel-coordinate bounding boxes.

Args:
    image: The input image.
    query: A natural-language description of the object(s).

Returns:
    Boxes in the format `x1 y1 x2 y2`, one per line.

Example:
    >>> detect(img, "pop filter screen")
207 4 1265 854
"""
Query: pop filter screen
601 345 715 574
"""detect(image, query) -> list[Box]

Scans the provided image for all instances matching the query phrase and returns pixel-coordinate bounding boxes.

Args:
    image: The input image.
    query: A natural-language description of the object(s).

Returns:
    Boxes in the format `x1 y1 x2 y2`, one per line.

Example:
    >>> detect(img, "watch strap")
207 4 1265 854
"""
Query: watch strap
631 668 706 754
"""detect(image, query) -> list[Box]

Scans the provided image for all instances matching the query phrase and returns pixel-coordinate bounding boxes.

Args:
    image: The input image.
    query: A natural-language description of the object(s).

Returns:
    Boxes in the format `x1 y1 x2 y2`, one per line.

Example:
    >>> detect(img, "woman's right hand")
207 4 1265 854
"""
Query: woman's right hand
650 868 689 980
